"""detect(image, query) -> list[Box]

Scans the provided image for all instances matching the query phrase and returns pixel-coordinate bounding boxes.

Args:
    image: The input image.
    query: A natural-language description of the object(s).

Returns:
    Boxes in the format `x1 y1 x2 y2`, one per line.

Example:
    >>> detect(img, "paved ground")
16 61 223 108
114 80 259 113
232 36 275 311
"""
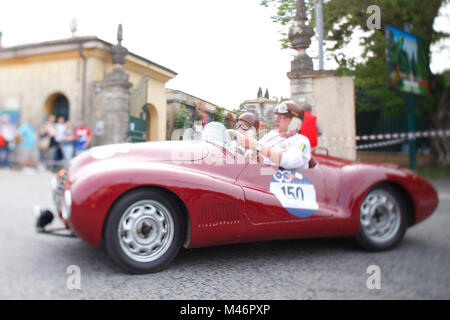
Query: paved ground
0 168 449 300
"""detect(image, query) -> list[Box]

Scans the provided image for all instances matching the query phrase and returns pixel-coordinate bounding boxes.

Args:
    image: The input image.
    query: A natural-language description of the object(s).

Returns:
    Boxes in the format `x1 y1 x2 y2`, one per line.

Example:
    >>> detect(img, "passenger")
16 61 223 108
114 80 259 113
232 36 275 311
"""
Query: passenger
238 101 311 169
230 112 260 157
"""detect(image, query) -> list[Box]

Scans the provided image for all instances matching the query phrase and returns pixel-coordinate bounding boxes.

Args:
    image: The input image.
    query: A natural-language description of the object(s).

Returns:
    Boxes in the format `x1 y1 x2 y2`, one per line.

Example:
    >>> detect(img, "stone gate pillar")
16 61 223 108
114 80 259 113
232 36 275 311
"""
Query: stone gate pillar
94 24 132 146
288 0 356 160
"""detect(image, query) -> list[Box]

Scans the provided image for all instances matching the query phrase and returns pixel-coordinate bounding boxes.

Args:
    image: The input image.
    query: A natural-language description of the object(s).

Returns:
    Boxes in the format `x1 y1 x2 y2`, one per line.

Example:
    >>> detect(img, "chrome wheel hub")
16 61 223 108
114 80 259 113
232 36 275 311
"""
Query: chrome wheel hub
360 190 401 243
118 200 174 263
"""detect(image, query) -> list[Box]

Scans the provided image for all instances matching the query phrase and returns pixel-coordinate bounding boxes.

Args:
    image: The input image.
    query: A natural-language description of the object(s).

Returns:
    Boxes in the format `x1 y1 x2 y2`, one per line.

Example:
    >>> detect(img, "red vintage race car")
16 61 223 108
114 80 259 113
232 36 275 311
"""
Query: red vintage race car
37 122 439 273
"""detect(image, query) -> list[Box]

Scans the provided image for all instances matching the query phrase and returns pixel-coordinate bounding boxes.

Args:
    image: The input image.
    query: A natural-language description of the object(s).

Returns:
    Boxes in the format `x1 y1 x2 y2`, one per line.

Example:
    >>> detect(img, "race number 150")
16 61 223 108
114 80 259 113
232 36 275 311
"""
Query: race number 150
281 185 304 201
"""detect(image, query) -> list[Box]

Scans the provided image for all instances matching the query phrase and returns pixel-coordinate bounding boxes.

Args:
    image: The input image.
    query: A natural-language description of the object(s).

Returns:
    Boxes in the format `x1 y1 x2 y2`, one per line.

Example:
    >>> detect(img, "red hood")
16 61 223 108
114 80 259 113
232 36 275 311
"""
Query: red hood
69 141 209 175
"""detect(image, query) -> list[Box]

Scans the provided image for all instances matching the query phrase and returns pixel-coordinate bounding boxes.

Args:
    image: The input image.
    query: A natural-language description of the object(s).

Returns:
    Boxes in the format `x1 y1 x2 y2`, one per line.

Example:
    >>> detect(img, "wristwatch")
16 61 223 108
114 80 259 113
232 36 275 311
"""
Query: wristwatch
255 143 263 153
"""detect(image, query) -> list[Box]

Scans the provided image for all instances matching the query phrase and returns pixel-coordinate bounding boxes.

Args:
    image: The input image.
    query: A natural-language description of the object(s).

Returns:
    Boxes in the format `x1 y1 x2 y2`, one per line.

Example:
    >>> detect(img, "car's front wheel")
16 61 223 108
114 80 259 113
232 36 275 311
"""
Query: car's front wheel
104 189 184 273
356 185 408 251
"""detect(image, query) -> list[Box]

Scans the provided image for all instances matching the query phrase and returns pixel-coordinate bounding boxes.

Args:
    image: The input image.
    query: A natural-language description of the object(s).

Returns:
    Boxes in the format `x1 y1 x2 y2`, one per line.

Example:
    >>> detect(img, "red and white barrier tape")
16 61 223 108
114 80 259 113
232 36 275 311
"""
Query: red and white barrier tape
323 129 450 150
356 138 406 150
329 129 450 142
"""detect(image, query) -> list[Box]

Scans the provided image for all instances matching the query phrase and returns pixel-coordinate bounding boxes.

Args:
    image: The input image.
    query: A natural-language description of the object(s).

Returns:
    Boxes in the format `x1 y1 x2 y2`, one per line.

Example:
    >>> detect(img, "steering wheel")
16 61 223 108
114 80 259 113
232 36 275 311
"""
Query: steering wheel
226 129 241 140
226 129 246 155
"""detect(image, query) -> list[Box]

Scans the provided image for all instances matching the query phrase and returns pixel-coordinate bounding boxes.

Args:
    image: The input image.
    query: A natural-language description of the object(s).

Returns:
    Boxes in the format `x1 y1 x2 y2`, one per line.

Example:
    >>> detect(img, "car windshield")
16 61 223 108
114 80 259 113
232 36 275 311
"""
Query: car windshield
180 122 237 154
201 122 232 145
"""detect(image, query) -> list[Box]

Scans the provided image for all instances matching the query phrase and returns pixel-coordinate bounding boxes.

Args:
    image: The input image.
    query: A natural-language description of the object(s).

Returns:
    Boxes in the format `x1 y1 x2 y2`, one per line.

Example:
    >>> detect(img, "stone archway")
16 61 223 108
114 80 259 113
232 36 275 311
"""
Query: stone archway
44 92 70 121
147 103 158 141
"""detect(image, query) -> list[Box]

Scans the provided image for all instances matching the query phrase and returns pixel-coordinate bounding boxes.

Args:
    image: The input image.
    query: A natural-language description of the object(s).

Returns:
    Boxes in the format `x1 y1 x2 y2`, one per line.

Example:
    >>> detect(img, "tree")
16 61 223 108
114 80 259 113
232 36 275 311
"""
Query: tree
261 0 315 49
261 0 450 164
257 87 263 98
264 88 270 99
261 0 448 61
260 0 448 110
174 104 190 129
214 106 226 124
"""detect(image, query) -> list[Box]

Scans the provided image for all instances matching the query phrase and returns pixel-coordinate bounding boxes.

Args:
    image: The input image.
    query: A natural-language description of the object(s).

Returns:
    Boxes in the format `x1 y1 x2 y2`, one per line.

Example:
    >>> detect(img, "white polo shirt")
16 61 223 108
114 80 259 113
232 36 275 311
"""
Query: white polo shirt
259 130 311 169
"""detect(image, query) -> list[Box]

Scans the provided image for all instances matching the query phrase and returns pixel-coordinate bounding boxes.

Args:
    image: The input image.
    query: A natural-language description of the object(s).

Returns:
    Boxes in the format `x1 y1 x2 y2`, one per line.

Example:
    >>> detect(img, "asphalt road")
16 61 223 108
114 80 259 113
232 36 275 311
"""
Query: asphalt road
0 168 449 300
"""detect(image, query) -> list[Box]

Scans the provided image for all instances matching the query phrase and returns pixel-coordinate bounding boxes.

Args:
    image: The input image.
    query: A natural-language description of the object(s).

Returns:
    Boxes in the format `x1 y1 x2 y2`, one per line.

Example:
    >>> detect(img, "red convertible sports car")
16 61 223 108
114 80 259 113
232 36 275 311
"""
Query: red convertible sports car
36 122 439 273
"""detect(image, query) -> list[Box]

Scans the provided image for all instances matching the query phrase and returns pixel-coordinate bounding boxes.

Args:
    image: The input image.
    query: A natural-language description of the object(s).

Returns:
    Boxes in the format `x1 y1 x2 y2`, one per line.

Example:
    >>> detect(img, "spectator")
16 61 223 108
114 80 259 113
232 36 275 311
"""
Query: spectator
53 116 66 168
298 103 323 148
17 119 37 171
74 120 91 156
0 114 16 169
61 121 75 167
38 114 56 170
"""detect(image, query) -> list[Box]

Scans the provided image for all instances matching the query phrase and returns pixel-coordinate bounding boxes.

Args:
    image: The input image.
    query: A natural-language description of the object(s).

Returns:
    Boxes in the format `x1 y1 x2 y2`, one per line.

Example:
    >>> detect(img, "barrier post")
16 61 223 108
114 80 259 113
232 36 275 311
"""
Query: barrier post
402 93 418 170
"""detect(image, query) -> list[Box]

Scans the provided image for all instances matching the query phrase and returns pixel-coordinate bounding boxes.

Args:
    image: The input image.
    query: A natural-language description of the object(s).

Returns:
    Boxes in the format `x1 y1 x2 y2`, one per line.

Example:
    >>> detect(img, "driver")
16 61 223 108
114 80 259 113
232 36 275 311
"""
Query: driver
238 101 311 169
230 112 260 156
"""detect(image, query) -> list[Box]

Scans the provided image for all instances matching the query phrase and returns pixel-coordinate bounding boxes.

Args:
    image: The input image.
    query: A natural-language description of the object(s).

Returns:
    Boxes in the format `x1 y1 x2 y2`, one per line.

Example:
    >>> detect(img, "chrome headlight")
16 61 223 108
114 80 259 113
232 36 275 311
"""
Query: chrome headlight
61 190 72 221
51 176 58 192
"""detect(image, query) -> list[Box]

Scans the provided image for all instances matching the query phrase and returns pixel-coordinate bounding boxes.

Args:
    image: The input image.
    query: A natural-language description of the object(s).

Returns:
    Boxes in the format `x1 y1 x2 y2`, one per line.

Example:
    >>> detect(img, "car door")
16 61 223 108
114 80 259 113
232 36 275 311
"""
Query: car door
236 156 332 224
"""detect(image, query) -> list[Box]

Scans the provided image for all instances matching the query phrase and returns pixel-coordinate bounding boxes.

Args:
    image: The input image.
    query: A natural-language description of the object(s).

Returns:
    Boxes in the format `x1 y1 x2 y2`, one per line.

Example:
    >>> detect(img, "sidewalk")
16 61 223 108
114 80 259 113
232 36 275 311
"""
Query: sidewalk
429 178 450 198
0 167 54 178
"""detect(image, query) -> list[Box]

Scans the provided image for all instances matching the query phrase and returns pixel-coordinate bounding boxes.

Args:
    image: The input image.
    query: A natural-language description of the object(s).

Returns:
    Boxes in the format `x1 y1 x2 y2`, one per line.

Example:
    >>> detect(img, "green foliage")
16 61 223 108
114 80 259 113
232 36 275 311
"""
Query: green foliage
174 104 190 129
260 0 449 116
416 165 450 178
261 0 315 49
257 87 263 98
214 106 226 123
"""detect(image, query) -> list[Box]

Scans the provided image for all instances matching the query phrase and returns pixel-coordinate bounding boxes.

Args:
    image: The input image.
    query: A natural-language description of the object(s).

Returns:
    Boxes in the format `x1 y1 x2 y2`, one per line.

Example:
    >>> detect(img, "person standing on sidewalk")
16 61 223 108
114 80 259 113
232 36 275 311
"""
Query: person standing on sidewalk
17 119 38 172
74 120 91 156
0 114 16 169
61 121 75 167
53 116 66 168
298 103 323 149
38 114 56 171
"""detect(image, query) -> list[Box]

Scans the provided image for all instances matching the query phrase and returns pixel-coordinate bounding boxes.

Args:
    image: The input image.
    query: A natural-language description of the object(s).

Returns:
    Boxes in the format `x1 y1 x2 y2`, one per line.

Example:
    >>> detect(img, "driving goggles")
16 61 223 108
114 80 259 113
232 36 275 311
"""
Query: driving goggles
235 122 251 130
274 103 289 114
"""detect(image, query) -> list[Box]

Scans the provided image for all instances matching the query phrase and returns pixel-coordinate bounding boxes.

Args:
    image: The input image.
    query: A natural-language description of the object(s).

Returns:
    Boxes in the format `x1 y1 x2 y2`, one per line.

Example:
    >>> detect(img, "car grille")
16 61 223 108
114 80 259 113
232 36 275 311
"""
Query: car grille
197 202 241 227
53 170 68 209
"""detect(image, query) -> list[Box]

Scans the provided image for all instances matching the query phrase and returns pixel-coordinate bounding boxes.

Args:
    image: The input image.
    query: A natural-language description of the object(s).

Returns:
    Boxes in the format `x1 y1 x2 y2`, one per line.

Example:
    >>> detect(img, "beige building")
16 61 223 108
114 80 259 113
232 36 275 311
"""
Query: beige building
0 35 176 142
166 89 236 139
241 97 278 131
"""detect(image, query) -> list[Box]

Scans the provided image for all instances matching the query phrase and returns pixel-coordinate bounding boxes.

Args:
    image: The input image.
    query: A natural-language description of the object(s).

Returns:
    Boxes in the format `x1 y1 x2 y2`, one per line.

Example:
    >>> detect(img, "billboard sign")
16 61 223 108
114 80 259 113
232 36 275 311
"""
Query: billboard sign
386 25 429 96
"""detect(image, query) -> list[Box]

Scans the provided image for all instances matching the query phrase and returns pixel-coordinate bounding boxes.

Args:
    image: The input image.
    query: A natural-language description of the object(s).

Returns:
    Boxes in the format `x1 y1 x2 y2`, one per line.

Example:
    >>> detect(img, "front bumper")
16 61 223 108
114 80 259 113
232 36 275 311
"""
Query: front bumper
53 169 69 211
34 168 76 237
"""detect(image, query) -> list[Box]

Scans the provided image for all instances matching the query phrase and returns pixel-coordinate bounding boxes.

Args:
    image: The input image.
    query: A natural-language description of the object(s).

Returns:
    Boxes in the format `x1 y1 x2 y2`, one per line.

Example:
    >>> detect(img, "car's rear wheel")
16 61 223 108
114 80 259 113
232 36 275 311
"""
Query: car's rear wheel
356 185 408 251
104 189 184 273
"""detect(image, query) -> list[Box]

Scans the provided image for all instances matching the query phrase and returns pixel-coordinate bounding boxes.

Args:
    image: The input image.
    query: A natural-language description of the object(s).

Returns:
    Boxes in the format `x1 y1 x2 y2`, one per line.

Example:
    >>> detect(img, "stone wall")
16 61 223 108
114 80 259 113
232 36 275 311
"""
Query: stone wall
291 74 356 160
166 89 224 140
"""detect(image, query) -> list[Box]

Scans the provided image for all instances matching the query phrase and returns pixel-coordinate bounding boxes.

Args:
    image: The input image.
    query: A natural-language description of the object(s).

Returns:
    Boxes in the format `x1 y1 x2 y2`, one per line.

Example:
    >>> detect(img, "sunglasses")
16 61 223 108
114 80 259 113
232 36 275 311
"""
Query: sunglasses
235 122 250 131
